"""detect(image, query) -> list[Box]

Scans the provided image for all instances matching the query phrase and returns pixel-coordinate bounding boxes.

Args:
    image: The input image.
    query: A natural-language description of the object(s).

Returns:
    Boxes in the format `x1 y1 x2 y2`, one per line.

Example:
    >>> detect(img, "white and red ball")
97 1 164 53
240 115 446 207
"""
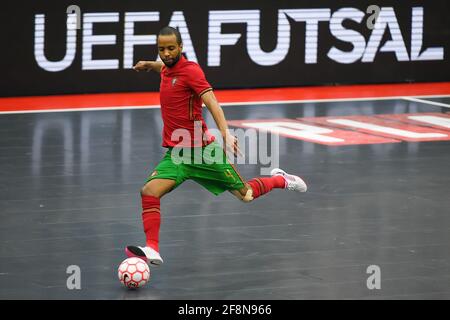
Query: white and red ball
118 257 150 288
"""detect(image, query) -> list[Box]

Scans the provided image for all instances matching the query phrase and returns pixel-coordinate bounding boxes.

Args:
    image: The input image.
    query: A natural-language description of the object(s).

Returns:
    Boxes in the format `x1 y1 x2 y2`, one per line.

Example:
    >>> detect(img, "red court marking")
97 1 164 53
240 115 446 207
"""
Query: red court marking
0 82 449 113
0 92 161 112
375 113 450 131
300 115 450 142
228 118 399 146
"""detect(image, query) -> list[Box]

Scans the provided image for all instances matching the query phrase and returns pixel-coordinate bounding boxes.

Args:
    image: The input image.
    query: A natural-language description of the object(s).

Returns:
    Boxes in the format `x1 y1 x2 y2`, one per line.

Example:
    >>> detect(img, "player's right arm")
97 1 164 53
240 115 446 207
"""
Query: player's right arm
133 61 164 73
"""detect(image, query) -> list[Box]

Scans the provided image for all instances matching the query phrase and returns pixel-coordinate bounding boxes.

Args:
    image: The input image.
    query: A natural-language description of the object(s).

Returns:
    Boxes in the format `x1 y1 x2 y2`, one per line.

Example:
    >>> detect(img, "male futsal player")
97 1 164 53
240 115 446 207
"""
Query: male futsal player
126 26 307 265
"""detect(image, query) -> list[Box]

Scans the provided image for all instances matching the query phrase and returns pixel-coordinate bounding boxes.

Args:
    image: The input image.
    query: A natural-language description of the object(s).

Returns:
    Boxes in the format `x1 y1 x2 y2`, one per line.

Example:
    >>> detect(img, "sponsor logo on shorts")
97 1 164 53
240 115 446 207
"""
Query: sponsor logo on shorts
225 169 235 182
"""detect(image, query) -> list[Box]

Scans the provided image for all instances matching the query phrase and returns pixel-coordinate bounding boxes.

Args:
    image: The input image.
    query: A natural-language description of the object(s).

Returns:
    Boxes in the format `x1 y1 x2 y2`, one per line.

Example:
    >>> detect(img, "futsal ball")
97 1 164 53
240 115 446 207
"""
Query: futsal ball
118 257 150 289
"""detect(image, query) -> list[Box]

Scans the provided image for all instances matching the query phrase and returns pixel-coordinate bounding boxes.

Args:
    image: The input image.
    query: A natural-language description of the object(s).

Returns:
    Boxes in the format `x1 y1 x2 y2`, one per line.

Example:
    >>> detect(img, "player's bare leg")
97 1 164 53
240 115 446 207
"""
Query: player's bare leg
230 168 307 202
229 184 254 202
125 179 176 266
141 178 176 198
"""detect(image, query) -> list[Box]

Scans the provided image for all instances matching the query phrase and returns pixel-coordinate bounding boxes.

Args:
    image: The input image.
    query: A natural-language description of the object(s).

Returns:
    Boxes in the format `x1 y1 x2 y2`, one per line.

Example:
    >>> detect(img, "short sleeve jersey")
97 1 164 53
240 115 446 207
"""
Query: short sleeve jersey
159 55 215 148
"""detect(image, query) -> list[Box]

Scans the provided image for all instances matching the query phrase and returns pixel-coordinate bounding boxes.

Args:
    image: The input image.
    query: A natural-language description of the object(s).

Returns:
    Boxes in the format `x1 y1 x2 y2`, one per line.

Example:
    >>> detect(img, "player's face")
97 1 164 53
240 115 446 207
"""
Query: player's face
158 34 183 67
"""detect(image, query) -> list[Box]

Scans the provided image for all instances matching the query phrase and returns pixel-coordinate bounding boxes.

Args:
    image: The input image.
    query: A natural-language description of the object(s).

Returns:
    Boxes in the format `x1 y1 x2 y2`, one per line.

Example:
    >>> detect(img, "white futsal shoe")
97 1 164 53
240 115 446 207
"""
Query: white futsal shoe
270 168 307 192
125 246 163 266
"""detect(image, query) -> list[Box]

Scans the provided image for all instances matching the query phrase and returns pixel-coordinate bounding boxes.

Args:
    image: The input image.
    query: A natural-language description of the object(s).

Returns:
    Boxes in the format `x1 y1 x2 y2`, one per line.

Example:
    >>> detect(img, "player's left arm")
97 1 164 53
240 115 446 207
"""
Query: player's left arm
202 91 241 157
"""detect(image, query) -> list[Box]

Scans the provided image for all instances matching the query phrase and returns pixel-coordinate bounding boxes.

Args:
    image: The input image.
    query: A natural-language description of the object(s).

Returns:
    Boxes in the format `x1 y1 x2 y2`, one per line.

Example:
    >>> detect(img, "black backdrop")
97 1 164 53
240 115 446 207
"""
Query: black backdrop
1 0 449 97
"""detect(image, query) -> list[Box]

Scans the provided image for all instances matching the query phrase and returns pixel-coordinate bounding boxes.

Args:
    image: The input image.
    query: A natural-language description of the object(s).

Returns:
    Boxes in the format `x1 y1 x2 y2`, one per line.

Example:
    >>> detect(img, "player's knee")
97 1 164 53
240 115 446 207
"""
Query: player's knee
140 185 161 198
240 188 254 203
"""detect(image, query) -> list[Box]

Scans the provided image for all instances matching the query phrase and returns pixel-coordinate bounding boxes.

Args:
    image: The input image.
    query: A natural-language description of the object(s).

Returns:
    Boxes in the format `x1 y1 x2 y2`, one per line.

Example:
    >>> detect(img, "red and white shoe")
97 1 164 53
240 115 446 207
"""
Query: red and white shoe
270 168 307 192
125 246 163 266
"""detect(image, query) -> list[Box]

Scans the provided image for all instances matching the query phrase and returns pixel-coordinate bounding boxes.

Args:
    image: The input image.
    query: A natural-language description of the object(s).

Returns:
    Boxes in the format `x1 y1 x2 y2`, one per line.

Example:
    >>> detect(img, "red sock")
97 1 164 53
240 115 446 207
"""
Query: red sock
247 176 286 199
141 195 161 252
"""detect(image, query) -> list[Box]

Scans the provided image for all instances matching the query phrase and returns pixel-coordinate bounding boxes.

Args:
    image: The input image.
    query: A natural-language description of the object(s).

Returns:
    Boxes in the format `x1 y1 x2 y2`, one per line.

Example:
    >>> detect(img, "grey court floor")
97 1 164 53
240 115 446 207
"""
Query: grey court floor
0 97 449 299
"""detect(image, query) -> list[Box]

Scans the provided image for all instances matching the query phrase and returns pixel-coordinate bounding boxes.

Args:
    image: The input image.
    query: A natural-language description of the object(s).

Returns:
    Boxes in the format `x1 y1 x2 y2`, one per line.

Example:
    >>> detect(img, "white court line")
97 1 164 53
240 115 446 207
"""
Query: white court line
1 94 450 115
220 94 450 107
402 97 450 109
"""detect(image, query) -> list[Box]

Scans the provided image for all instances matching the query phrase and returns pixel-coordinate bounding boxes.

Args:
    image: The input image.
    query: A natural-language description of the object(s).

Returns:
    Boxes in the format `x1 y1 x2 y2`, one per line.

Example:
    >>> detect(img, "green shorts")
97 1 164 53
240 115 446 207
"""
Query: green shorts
145 141 246 195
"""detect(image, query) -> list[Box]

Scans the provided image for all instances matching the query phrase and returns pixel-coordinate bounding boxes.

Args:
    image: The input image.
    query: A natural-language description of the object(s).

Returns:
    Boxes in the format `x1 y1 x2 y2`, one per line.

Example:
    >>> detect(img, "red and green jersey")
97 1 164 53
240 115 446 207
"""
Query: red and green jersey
159 55 215 148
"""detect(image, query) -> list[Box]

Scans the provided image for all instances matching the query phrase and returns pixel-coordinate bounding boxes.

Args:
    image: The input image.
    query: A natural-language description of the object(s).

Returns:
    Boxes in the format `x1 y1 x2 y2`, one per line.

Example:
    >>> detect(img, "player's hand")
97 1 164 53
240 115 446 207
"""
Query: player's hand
224 133 243 158
133 61 151 72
